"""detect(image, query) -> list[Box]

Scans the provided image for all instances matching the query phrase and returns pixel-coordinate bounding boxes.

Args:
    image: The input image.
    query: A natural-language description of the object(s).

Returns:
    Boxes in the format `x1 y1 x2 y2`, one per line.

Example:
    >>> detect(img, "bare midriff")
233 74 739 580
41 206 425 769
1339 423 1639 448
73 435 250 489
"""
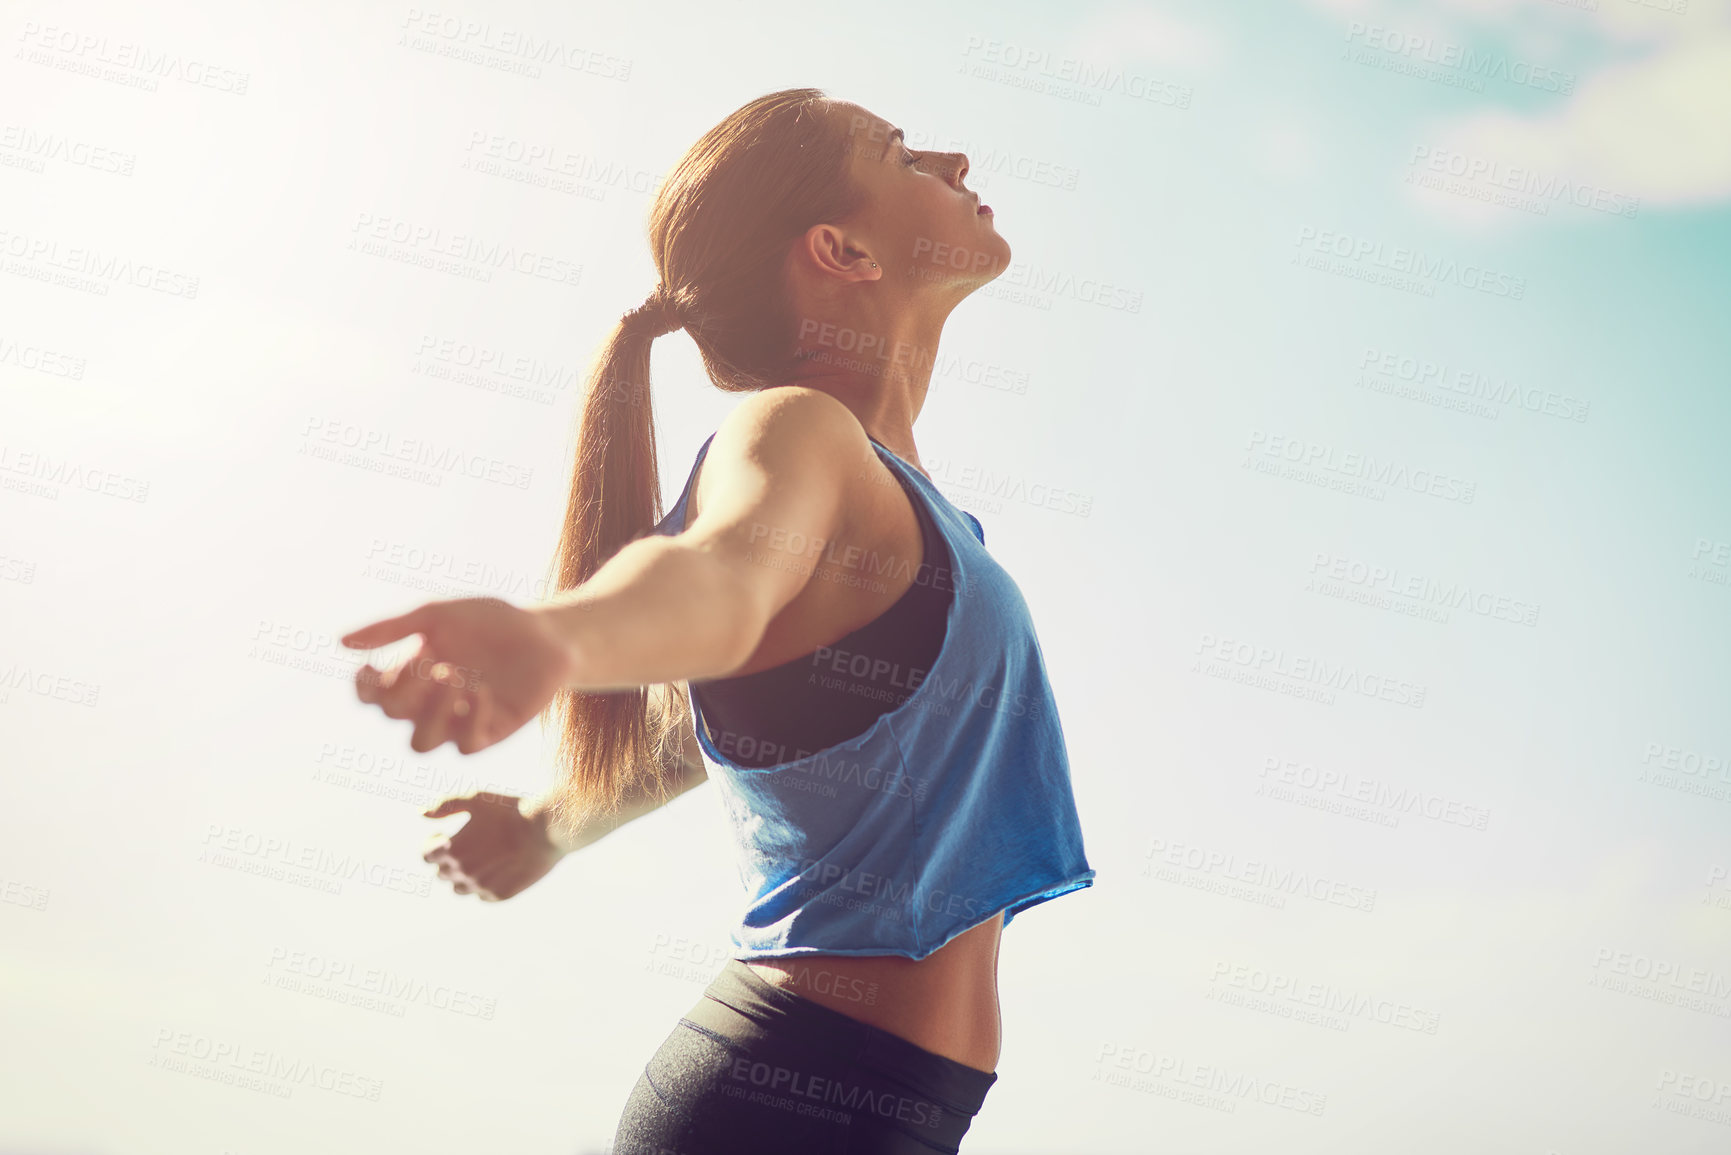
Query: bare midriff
690 426 1004 1074
745 911 1004 1073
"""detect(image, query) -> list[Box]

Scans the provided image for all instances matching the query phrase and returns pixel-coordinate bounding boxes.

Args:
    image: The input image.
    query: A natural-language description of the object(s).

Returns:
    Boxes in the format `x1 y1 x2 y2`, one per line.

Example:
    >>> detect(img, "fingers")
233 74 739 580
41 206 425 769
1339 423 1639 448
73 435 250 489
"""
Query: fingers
443 680 480 754
361 654 476 754
423 832 528 900
425 820 493 880
425 789 519 820
423 812 483 858
345 598 525 757
427 860 526 901
361 652 440 721
423 796 473 819
341 606 431 651
430 851 481 893
412 678 462 753
355 663 385 704
454 689 494 755
355 659 422 707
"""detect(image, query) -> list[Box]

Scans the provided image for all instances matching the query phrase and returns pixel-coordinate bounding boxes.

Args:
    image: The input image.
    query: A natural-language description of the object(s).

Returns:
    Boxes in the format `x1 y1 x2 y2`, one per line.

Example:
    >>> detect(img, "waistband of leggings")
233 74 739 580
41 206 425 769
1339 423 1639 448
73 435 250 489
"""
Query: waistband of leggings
684 958 998 1114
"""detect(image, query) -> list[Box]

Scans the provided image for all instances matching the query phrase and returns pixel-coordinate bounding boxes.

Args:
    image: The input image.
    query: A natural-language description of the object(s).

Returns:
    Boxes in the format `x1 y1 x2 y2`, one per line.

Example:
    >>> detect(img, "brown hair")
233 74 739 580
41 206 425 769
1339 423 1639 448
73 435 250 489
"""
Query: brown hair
540 87 870 835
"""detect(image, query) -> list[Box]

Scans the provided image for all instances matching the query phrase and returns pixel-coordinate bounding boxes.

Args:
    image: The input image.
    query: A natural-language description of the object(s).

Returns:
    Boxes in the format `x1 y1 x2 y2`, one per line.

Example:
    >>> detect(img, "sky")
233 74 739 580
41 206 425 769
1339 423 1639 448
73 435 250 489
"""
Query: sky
2 0 1729 1152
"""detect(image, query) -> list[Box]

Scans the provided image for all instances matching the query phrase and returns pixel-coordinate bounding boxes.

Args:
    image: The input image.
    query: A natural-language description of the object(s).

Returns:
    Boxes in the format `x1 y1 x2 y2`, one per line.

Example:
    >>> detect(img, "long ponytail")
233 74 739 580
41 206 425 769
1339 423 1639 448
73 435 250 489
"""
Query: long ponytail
540 303 687 836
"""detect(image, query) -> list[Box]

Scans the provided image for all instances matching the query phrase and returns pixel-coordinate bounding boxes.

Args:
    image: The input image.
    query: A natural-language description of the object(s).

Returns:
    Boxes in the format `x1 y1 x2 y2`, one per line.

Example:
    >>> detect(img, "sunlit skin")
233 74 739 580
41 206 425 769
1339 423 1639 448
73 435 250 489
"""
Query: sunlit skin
342 100 1014 1071
783 101 1011 473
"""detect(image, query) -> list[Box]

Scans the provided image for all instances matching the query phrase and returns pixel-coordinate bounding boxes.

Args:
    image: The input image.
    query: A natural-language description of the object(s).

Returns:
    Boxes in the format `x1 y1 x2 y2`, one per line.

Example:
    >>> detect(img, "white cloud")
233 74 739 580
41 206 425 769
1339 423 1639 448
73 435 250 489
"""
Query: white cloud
1433 33 1731 211
1310 0 1731 222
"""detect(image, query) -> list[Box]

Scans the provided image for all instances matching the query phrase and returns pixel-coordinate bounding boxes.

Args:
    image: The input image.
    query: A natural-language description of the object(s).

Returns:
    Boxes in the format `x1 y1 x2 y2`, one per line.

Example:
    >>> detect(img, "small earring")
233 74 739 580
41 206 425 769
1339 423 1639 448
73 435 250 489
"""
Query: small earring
870 261 878 269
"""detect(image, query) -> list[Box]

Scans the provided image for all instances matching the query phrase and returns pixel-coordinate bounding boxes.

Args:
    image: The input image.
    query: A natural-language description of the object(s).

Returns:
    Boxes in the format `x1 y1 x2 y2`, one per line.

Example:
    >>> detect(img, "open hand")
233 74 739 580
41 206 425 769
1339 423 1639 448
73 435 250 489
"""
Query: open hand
422 792 566 901
341 597 574 755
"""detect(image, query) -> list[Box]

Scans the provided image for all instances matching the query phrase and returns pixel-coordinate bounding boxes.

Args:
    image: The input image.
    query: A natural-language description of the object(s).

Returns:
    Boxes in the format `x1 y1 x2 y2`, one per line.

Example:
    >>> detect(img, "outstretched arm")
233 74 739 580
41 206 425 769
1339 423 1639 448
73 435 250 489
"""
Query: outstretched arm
341 387 872 756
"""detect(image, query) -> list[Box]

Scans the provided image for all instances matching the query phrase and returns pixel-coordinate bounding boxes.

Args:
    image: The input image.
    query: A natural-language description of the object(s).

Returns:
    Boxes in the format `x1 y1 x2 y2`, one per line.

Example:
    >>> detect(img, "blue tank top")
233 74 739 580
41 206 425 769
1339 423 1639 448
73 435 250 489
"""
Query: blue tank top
647 430 1095 960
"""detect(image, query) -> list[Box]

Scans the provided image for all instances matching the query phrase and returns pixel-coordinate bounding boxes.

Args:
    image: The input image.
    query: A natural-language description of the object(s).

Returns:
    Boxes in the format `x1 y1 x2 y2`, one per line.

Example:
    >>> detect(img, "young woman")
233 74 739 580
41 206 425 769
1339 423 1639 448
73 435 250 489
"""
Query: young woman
342 87 1094 1154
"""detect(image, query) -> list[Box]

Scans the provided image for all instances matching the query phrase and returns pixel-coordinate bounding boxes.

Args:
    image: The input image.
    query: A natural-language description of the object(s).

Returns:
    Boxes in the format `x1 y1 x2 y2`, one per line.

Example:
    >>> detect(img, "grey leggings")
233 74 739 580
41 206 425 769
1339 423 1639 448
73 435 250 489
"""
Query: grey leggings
612 959 998 1154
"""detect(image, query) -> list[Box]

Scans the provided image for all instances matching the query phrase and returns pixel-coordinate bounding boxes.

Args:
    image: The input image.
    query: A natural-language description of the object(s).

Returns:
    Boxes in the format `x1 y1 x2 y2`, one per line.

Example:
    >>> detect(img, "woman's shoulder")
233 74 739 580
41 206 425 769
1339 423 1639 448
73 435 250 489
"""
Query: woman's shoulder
719 385 865 451
697 388 873 500
682 386 876 540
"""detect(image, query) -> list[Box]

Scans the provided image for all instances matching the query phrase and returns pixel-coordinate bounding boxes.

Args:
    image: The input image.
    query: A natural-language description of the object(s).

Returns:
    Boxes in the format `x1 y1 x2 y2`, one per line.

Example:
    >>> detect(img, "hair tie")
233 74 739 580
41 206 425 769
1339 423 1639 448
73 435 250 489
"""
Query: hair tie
623 287 683 337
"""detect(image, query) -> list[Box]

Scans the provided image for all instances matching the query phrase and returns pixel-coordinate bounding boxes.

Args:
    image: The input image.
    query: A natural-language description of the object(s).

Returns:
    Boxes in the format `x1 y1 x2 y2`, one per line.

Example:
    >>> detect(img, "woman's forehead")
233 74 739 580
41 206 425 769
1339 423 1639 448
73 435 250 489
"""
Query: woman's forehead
833 102 893 140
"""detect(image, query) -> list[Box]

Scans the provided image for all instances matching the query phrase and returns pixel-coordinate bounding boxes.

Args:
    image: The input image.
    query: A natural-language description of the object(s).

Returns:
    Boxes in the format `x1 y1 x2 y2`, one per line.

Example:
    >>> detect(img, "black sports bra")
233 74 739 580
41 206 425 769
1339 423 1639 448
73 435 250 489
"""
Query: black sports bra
689 467 954 768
